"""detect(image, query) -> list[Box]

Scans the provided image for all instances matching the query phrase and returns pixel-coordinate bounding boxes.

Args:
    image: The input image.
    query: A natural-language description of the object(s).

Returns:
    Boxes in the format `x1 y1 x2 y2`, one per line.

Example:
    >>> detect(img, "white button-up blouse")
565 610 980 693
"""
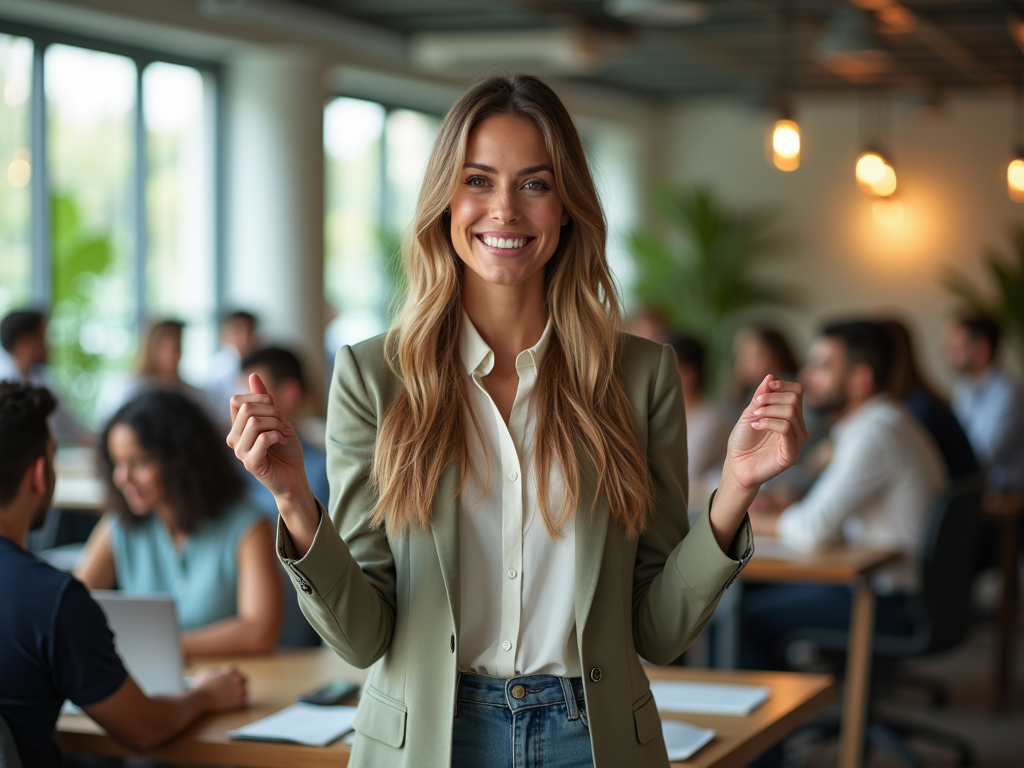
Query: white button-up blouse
457 312 579 679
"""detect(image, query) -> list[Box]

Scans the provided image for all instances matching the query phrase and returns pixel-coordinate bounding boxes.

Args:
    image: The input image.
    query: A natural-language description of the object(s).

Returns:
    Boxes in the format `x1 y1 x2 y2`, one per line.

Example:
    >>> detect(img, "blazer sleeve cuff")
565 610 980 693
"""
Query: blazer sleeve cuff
276 500 352 598
673 491 754 599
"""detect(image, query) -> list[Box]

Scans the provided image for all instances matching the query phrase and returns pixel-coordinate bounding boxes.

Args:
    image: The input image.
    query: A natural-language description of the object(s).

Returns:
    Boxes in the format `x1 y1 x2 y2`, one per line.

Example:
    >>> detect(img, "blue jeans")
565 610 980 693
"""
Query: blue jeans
452 673 595 768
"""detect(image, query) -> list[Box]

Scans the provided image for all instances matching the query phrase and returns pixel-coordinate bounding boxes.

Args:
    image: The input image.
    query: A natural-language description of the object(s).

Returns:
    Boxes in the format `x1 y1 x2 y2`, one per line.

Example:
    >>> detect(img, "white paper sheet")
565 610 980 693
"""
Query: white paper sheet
228 703 357 747
650 681 770 716
662 719 716 761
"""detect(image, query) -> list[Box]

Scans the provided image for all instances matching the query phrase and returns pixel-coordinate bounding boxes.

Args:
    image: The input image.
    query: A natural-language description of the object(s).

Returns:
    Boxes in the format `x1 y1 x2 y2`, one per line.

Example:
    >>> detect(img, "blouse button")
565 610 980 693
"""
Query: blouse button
507 569 518 579
589 667 603 683
502 640 512 652
507 471 518 482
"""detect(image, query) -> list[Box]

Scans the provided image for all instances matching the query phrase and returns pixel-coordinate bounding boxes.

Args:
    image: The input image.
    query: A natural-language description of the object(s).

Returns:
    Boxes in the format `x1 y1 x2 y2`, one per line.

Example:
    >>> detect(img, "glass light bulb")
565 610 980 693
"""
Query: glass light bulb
770 119 801 172
871 163 897 197
855 152 886 186
1008 158 1024 202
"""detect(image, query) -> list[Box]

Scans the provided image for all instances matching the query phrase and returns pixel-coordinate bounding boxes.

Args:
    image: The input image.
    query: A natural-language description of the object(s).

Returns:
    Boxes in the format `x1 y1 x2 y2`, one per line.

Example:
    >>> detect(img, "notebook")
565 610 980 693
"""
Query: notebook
650 681 770 716
662 719 716 761
228 703 358 747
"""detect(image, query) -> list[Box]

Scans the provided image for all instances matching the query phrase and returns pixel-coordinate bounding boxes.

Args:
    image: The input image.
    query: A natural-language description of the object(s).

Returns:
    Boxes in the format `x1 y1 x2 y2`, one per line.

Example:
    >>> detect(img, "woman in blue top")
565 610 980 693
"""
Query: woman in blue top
77 390 283 657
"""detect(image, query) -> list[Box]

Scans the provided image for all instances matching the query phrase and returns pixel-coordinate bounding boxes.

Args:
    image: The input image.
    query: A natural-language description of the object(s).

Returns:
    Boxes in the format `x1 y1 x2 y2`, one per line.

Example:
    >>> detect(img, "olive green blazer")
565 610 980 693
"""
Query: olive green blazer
277 332 752 768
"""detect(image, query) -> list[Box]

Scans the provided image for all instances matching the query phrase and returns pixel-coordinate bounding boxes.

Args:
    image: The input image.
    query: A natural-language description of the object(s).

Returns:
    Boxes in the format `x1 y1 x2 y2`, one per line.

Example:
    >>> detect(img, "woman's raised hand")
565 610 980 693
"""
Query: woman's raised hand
722 374 809 492
227 374 307 500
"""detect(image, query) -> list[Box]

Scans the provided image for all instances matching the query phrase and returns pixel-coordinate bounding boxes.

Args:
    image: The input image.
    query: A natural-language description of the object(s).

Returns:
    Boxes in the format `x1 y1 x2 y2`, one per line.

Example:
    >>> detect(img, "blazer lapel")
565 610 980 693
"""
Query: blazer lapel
575 469 610 639
431 463 461 633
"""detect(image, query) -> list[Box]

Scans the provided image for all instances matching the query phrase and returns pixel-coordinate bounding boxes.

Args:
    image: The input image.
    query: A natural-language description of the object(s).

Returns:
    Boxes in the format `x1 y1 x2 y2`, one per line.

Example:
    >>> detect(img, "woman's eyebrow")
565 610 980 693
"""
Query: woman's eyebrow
463 161 554 175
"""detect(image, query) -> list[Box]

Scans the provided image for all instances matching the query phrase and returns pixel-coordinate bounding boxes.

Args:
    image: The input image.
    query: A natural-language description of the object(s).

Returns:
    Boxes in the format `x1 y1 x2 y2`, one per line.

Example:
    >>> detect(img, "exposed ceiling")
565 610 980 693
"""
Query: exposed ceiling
287 0 1024 100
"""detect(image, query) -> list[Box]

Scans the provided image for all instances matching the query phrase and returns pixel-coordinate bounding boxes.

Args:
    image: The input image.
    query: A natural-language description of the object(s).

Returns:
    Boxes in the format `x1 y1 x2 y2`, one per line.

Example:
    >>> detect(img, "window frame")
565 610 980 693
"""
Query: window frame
0 17 226 331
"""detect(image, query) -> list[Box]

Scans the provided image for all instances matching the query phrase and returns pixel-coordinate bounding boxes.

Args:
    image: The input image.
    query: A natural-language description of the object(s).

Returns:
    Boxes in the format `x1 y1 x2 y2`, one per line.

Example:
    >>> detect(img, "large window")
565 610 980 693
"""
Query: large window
0 23 220 426
323 97 440 349
322 96 641 348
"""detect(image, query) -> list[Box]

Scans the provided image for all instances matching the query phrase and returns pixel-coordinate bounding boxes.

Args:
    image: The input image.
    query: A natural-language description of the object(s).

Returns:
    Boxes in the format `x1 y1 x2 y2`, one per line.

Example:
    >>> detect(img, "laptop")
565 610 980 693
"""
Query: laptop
90 591 185 696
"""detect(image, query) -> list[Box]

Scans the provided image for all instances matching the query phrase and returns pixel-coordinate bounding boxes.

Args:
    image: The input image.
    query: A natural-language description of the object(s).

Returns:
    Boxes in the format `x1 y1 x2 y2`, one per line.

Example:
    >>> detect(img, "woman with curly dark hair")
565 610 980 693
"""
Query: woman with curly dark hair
77 390 282 657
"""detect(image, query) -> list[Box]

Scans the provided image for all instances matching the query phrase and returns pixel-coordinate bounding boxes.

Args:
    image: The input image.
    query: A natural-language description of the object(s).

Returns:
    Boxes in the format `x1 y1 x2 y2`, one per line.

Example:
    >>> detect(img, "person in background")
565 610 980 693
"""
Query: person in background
239 346 327 647
0 380 246 768
627 306 668 343
744 320 947 670
883 318 979 480
0 309 91 443
76 390 283 657
945 315 1024 491
97 319 215 426
205 311 260 420
669 334 730 506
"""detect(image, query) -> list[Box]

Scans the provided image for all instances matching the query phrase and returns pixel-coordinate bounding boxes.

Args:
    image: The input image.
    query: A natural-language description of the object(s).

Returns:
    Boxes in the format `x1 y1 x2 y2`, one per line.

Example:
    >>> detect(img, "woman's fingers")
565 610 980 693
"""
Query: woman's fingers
227 402 288 448
229 392 274 424
243 429 286 478
235 416 290 459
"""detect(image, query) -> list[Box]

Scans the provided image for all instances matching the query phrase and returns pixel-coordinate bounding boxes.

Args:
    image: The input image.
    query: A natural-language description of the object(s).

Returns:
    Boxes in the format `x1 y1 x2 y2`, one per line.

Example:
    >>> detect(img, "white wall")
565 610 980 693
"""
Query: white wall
665 94 1024 390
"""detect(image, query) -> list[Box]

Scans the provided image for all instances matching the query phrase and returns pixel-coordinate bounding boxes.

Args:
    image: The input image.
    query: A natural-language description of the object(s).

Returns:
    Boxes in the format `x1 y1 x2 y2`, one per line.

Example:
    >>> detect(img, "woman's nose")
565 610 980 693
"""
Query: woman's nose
489 184 521 223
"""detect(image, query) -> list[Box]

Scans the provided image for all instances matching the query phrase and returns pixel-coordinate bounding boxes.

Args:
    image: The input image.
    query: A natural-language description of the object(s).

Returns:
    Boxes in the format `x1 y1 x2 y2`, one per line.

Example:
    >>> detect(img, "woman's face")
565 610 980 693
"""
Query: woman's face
152 330 182 379
449 114 569 292
733 330 773 387
108 423 165 515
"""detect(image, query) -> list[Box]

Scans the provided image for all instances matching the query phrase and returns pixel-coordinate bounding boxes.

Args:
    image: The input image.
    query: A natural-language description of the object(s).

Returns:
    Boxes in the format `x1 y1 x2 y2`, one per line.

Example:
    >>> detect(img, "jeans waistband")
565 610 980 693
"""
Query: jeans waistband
457 673 585 715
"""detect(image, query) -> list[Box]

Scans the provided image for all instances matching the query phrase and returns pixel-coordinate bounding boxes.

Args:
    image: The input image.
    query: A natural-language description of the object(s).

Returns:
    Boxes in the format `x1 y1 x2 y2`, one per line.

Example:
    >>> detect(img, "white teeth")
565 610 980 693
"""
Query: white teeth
482 235 526 249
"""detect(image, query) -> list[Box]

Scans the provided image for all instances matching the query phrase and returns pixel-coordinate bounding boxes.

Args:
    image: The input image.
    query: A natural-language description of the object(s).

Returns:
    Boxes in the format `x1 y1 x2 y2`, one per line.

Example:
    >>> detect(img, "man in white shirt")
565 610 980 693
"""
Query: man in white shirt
946 316 1024 492
743 320 947 670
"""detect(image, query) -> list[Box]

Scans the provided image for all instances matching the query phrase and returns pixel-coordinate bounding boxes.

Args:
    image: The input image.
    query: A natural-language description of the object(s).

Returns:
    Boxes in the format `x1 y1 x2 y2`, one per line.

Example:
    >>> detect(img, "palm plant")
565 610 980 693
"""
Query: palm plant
627 186 799 390
943 226 1024 365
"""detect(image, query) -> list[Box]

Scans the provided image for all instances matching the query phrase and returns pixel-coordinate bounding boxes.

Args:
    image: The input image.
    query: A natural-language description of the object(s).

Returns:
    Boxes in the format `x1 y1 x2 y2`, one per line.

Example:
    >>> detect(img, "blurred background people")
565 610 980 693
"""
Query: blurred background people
0 309 91 444
744 320 947 670
0 380 247 768
945 315 1024 491
626 307 668 344
883 318 979 480
668 334 730 509
76 390 283 657
97 319 216 427
205 310 261 421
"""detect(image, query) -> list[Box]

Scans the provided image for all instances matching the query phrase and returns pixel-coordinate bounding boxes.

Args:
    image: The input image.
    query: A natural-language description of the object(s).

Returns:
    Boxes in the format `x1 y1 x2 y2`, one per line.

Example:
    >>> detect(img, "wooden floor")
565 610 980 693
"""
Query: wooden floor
791 589 1024 767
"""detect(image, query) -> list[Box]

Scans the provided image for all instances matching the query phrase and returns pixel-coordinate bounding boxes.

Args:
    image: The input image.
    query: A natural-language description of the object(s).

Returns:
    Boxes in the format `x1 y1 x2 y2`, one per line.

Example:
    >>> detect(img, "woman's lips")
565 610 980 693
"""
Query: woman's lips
475 233 533 257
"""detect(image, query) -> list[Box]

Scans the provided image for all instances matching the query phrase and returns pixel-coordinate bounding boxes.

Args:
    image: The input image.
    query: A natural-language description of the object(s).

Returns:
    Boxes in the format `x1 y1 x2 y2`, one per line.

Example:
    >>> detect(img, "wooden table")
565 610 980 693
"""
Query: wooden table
741 543 900 768
58 648 833 768
984 492 1024 711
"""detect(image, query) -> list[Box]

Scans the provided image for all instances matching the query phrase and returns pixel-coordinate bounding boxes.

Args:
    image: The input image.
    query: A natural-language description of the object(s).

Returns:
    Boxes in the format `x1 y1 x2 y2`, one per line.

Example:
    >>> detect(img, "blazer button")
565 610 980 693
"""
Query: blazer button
299 581 313 594
589 667 602 683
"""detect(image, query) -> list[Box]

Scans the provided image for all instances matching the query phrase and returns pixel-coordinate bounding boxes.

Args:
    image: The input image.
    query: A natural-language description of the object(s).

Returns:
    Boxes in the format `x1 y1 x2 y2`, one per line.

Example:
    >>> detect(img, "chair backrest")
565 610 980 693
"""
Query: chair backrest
0 714 23 768
915 475 984 654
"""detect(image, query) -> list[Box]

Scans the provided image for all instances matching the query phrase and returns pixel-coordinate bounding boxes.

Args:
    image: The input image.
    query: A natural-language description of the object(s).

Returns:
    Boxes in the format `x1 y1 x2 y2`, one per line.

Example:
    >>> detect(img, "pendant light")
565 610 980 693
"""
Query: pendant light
1009 62 1024 202
855 89 896 198
768 0 800 172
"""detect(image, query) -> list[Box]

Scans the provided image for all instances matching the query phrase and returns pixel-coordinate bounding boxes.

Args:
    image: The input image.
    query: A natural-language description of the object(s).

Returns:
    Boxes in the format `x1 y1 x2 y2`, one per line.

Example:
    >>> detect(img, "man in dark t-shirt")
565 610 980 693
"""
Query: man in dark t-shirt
0 380 248 768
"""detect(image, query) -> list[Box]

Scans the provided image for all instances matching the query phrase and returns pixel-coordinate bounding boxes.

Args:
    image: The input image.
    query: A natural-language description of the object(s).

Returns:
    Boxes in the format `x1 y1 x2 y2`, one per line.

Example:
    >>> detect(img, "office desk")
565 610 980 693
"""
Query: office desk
58 648 833 768
985 492 1024 711
742 543 900 768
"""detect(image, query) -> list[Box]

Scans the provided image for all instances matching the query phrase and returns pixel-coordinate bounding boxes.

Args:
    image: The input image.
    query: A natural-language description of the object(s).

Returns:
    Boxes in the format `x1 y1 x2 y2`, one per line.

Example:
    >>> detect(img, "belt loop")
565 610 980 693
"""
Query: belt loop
560 677 580 721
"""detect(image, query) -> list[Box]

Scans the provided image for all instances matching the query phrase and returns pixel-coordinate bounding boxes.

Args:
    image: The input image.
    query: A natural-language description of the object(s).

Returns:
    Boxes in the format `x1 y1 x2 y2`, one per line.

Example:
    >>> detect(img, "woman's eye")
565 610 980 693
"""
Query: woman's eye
465 175 488 188
523 179 549 191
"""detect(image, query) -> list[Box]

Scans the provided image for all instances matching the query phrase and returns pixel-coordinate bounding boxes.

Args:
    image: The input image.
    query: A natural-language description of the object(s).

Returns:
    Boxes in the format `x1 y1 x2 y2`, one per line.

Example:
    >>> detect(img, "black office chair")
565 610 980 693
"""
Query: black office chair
785 477 984 768
0 714 23 768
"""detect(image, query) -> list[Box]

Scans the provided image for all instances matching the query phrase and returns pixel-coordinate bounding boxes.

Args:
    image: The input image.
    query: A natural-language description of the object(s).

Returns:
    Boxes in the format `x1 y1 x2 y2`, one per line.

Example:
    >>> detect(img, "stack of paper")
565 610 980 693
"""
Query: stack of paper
228 703 357 747
650 681 770 716
662 719 716 761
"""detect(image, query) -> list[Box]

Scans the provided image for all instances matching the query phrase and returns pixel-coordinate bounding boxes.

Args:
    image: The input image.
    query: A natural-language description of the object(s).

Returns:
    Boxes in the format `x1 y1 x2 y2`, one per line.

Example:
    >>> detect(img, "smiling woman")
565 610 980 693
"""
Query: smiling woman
228 73 808 768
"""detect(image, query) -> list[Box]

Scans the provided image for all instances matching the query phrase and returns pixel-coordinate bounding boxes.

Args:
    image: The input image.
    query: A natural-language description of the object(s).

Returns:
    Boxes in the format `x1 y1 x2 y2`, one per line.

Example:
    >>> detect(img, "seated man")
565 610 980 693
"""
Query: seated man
744 321 947 670
240 345 328 647
946 315 1024 491
0 381 247 768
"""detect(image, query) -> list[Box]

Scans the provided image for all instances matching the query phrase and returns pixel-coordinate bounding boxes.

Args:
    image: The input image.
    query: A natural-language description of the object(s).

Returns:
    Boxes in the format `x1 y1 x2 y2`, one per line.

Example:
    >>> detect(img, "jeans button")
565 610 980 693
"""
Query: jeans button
589 667 602 683
511 685 525 699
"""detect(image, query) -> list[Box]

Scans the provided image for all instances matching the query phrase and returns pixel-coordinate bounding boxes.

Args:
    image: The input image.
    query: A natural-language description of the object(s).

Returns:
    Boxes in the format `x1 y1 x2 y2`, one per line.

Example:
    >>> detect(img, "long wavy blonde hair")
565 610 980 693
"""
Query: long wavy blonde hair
371 73 652 538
